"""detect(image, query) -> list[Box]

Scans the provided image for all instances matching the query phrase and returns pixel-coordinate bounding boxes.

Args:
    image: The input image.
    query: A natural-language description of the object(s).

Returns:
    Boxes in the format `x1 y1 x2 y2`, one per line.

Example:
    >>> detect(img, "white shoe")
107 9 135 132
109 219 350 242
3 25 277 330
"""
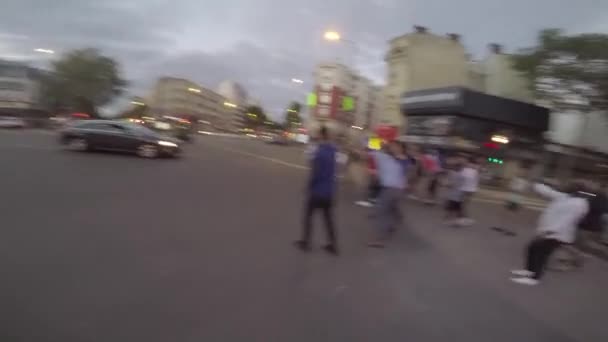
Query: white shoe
355 200 373 207
511 269 534 278
510 277 539 286
459 218 475 226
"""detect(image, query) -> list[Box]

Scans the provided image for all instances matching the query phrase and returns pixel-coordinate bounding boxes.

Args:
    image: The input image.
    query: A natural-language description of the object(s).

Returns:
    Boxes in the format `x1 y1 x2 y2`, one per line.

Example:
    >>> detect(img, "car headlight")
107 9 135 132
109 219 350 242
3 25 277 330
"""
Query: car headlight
158 140 178 147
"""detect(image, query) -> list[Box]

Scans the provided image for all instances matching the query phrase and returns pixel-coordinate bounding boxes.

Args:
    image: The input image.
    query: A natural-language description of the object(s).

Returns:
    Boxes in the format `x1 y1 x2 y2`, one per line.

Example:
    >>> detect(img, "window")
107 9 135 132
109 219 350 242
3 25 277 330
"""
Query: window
0 65 25 78
0 81 25 91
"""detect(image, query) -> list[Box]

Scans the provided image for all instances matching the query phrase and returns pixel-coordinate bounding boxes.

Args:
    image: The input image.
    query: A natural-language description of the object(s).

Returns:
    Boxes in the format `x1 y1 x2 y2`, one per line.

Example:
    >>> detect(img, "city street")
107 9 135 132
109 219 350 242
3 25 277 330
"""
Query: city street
1 130 607 342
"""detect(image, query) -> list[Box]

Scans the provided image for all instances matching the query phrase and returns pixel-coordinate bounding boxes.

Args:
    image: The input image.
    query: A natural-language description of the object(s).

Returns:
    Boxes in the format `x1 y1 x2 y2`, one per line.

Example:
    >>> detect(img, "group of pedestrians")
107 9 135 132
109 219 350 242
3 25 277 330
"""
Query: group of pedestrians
294 127 606 288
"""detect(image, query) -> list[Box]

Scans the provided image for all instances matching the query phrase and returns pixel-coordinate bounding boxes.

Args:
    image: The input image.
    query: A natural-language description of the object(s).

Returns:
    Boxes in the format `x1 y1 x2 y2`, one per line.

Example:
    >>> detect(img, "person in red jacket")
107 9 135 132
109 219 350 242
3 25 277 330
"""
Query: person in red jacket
356 148 381 207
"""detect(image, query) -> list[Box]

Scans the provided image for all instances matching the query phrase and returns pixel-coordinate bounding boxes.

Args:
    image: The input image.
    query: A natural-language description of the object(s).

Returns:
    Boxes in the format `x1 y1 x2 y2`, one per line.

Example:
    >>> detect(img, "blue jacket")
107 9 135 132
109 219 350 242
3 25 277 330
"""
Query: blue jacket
308 143 337 198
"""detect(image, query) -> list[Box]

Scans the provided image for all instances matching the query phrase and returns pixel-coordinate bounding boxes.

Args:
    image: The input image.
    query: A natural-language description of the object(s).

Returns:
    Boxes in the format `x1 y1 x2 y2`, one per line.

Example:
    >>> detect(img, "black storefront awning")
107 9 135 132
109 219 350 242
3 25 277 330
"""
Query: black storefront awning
400 87 549 132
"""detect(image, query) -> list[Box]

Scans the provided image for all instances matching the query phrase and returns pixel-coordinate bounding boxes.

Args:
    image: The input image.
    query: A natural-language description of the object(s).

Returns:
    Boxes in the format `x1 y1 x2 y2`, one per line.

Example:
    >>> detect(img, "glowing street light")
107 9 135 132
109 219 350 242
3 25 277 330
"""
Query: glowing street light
187 87 201 93
324 31 341 41
224 102 237 108
131 101 145 106
491 135 510 144
34 48 55 54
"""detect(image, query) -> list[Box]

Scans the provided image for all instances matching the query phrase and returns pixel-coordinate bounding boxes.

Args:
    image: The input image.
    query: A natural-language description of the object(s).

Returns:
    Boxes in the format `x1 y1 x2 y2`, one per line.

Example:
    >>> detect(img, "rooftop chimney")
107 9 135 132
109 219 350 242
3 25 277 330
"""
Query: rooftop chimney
413 25 428 34
489 43 503 54
447 33 461 42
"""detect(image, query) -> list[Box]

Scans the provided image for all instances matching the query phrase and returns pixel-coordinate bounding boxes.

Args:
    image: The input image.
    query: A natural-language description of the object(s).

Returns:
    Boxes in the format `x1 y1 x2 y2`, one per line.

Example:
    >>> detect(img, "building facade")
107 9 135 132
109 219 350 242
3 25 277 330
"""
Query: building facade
147 77 226 129
308 62 382 141
0 60 44 114
383 26 533 131
217 80 249 132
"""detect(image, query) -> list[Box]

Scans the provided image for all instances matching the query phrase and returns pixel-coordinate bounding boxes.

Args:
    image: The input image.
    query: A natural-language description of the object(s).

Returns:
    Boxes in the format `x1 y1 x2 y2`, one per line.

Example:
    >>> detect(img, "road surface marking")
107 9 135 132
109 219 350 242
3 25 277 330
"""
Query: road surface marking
212 144 309 170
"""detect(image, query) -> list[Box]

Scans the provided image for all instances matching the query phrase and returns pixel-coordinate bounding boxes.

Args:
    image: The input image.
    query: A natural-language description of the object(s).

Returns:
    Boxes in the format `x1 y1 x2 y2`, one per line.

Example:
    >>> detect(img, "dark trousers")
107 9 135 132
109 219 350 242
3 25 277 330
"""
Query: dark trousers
461 191 475 217
525 237 562 279
367 176 381 202
302 196 336 246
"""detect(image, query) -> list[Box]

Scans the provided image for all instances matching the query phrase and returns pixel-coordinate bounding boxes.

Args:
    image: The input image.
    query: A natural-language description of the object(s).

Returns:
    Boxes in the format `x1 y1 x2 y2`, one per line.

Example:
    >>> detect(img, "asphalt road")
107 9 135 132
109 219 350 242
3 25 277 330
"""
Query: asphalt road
1 130 607 342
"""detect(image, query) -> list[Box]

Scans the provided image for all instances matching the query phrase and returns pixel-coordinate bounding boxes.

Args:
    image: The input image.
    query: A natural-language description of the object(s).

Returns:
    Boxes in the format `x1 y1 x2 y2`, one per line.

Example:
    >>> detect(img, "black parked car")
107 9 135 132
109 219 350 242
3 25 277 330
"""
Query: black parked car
59 120 181 158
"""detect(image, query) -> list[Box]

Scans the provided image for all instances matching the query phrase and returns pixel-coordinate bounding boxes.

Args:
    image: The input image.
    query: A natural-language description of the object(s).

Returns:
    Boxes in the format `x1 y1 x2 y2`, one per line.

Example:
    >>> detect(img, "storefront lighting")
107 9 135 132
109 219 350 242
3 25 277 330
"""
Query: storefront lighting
491 135 510 144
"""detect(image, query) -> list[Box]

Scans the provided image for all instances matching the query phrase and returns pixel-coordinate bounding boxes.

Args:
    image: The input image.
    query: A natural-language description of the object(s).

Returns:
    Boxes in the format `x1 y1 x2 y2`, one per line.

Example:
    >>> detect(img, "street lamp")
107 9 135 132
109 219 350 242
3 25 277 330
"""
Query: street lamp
224 102 237 108
131 101 145 106
324 31 341 41
34 48 55 54
187 87 201 93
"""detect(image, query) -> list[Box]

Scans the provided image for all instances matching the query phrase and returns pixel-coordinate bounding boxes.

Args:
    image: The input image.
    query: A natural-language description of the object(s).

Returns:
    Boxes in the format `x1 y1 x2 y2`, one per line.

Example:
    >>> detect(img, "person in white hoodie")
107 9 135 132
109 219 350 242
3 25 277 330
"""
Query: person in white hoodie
510 180 589 286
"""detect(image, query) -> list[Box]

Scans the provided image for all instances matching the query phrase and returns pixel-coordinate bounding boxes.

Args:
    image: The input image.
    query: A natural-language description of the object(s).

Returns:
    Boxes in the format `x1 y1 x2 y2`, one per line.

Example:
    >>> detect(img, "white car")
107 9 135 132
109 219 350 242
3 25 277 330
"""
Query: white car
0 117 26 129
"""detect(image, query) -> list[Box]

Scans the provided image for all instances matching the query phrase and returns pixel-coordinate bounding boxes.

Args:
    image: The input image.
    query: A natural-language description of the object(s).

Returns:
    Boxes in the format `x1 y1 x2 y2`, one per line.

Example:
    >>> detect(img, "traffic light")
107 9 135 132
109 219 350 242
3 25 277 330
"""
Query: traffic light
487 157 503 164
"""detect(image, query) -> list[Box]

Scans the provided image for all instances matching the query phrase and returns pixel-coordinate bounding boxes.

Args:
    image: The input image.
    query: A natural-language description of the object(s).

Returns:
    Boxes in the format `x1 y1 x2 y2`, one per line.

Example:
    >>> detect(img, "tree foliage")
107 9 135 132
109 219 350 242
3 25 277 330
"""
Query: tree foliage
41 48 127 117
284 101 302 129
512 29 608 113
244 105 267 128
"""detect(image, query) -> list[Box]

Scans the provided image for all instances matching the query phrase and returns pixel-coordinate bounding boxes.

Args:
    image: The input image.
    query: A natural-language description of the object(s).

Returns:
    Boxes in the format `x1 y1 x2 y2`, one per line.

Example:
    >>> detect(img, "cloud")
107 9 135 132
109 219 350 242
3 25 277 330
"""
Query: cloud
1 0 607 117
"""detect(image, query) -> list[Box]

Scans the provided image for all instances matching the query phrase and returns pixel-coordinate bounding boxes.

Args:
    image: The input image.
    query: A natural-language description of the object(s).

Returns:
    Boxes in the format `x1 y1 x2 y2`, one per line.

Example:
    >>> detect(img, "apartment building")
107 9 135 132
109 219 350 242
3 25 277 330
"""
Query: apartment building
308 62 382 140
147 77 226 128
383 26 533 130
0 60 43 113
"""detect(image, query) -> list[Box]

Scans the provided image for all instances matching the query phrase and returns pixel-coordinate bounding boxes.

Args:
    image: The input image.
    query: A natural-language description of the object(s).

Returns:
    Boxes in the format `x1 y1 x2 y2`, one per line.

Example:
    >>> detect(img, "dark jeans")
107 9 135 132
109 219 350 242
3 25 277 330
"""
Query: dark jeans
376 187 404 237
462 191 475 217
367 176 381 202
301 196 336 246
525 237 562 279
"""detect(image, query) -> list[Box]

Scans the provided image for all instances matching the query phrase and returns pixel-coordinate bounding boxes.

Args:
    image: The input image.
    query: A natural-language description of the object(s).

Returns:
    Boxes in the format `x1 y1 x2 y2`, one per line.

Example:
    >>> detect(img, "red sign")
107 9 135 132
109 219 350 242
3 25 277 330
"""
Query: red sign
375 125 398 141
314 85 344 121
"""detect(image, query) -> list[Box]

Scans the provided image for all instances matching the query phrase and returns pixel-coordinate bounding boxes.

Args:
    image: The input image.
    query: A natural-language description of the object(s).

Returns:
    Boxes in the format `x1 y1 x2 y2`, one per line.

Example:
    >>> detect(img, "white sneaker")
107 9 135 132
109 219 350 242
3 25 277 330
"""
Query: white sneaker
510 277 539 286
355 200 373 207
460 218 475 226
511 269 534 278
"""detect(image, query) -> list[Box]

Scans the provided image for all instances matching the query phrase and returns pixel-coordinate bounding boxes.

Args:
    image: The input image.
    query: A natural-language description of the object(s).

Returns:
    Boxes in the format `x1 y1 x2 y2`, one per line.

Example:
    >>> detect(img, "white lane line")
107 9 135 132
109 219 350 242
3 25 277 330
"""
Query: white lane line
211 144 309 170
0 144 56 150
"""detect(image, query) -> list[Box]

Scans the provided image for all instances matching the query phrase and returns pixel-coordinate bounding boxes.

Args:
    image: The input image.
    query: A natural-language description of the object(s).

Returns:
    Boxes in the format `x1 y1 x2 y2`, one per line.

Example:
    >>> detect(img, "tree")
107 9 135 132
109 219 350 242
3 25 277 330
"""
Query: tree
41 48 127 117
244 105 267 129
512 29 608 179
512 29 608 114
284 101 302 129
117 104 148 119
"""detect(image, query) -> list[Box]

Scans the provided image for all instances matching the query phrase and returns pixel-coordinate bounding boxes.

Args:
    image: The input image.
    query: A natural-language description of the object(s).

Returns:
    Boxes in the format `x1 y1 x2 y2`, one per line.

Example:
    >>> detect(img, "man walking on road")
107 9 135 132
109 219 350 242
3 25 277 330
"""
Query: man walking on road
368 141 408 248
295 126 339 255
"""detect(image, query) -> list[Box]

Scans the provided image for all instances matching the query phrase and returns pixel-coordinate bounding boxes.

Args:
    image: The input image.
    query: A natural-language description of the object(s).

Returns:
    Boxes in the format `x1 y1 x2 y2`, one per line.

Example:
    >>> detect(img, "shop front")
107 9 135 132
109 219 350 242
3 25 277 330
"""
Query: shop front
400 87 549 182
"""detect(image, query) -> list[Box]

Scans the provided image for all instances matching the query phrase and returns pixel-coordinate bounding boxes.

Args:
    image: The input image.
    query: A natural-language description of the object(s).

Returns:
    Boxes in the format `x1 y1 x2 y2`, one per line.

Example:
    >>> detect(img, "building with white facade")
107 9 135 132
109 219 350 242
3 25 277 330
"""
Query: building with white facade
0 60 44 114
383 26 533 131
308 62 383 141
217 80 249 131
146 77 226 129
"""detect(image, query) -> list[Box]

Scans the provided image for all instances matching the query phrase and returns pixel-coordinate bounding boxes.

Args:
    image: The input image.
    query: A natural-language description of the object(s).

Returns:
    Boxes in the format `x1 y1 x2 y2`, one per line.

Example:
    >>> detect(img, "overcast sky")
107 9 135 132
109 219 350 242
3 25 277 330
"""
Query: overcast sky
2 0 607 118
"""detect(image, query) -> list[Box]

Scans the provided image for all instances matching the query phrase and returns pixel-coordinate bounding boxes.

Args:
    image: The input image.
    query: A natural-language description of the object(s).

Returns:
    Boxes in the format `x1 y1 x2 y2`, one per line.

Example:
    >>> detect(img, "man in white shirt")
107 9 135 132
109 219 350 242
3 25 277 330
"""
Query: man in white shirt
510 181 589 286
459 157 480 226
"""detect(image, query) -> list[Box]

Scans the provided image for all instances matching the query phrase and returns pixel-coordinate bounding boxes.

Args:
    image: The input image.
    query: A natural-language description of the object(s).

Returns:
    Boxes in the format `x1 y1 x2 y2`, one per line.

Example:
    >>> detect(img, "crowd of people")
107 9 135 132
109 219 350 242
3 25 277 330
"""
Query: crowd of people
295 127 608 287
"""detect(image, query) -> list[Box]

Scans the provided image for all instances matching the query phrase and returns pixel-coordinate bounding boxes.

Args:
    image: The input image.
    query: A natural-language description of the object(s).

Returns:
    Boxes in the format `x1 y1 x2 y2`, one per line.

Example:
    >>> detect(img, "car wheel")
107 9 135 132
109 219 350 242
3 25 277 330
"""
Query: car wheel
137 144 159 158
67 138 88 152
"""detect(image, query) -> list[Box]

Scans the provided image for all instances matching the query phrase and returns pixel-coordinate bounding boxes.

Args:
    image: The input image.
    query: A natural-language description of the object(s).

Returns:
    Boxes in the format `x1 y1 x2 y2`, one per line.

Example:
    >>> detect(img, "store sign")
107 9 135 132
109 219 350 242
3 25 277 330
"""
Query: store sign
401 92 459 105
407 116 454 136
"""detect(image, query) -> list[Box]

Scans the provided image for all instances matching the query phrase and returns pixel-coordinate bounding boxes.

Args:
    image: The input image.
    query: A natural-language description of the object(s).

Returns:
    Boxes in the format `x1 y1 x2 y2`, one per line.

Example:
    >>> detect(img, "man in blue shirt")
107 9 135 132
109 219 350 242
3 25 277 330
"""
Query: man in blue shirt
295 126 339 255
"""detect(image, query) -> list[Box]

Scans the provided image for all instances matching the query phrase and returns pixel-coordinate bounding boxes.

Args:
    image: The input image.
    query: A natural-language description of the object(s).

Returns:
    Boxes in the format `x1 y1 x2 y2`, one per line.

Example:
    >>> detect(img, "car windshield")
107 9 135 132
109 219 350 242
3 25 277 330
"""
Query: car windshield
121 122 157 135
